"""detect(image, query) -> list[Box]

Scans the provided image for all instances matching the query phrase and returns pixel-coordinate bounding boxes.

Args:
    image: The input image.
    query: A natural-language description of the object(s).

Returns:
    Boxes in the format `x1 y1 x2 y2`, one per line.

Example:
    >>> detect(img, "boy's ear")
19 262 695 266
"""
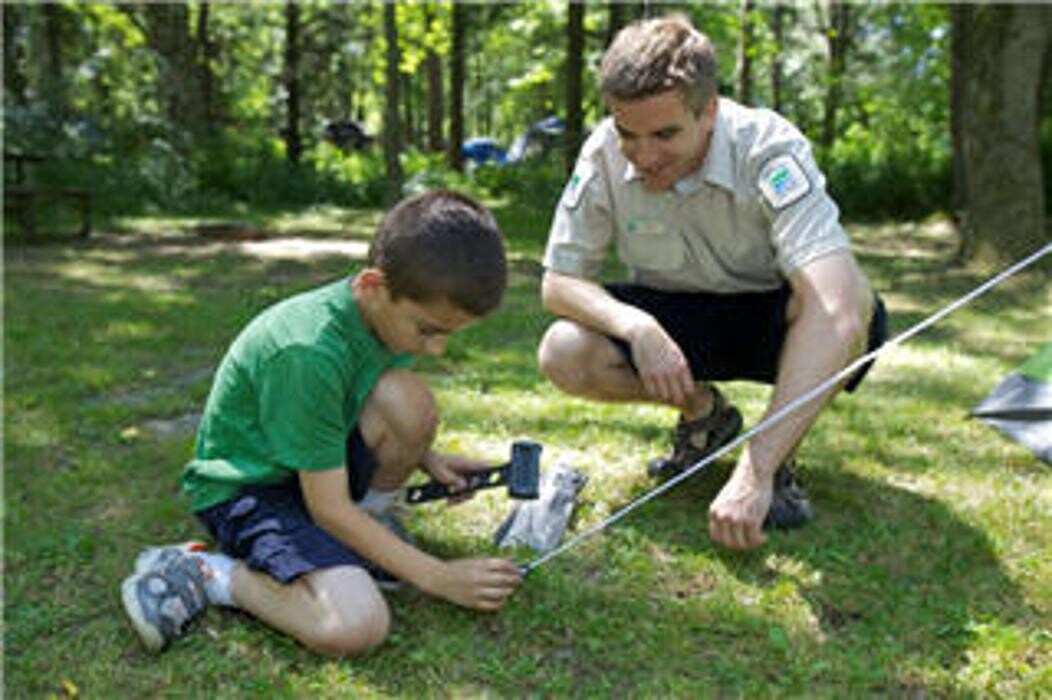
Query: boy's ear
353 268 388 296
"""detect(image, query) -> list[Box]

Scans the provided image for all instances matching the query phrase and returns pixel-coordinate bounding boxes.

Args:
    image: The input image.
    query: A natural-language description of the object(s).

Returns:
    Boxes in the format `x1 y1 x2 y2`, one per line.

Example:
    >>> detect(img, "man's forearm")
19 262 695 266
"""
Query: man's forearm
745 310 850 476
541 270 653 340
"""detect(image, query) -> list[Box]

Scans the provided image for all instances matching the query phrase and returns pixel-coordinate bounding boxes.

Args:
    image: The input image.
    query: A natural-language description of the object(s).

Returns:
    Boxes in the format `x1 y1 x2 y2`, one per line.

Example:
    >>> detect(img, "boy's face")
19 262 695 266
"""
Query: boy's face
354 272 477 356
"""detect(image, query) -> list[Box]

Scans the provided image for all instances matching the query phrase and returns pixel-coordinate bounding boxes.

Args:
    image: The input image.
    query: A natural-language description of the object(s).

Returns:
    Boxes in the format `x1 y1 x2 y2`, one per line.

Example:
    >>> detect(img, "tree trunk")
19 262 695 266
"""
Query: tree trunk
425 7 444 154
3 6 29 107
283 2 303 164
770 2 787 114
821 0 851 148
735 0 754 106
196 1 218 127
448 2 467 172
403 71 415 148
953 4 1051 268
129 4 213 144
565 1 585 177
950 4 968 227
41 3 68 120
383 2 404 205
606 2 629 48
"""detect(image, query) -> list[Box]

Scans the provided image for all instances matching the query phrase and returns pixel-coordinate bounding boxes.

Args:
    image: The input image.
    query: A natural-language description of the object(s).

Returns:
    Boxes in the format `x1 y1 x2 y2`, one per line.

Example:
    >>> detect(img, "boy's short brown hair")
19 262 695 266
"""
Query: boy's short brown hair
600 15 718 115
367 189 506 317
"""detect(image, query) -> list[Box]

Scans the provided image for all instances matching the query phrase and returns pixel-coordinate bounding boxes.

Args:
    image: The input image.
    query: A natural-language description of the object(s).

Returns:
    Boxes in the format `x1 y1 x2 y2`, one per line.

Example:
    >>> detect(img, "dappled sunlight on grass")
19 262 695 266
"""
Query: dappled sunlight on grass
849 217 958 261
4 206 1050 697
265 204 382 239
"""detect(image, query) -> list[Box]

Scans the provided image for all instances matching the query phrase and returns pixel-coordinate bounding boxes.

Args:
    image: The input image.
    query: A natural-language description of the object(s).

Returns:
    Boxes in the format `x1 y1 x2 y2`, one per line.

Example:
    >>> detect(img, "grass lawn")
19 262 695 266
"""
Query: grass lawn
4 202 1051 698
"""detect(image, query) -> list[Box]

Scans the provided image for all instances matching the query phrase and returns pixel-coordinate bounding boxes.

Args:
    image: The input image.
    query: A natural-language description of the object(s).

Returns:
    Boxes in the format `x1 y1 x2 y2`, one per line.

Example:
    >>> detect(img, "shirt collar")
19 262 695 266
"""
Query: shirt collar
694 99 736 194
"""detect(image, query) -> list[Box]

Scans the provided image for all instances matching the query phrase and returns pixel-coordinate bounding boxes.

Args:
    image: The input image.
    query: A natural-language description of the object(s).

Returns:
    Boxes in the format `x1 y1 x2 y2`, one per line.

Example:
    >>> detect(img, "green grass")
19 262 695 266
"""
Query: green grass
5 205 1051 698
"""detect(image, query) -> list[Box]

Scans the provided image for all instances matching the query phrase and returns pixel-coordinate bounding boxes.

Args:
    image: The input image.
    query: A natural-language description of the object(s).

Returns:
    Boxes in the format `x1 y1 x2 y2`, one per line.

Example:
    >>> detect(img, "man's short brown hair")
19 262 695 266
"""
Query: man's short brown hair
368 189 506 317
600 15 718 115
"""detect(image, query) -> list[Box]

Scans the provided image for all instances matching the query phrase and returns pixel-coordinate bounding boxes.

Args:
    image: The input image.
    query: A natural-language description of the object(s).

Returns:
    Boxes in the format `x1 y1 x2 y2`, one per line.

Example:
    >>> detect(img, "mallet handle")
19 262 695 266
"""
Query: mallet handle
404 463 509 504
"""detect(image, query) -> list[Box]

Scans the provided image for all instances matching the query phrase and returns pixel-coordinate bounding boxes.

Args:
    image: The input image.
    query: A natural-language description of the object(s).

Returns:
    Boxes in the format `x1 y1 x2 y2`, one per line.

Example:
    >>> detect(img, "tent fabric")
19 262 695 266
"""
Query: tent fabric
973 342 1052 464
494 464 588 554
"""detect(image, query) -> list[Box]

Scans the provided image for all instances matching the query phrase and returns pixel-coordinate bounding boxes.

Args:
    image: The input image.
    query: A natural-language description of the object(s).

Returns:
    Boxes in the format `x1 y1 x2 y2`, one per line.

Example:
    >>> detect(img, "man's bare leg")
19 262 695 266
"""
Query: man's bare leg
537 319 716 418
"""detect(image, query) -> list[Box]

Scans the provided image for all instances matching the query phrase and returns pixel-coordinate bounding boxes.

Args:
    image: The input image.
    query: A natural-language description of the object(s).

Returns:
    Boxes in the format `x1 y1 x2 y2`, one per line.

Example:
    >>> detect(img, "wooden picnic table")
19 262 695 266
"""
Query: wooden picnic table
4 150 93 238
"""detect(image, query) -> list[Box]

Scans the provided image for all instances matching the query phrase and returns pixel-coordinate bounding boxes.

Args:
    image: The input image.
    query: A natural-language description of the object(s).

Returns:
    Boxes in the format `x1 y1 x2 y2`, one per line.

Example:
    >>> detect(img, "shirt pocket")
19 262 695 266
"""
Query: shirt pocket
616 216 685 271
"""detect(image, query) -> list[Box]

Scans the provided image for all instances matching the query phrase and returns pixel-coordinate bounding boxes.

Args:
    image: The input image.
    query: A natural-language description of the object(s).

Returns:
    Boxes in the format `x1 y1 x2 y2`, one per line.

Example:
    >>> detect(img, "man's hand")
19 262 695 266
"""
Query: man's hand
429 558 523 611
627 319 695 409
708 464 772 550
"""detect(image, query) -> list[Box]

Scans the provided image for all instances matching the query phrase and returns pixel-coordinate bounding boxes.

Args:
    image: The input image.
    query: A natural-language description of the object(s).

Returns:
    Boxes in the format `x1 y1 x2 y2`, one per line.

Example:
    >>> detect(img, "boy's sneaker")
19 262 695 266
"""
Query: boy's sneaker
369 511 413 591
647 387 743 480
763 461 814 530
120 542 209 653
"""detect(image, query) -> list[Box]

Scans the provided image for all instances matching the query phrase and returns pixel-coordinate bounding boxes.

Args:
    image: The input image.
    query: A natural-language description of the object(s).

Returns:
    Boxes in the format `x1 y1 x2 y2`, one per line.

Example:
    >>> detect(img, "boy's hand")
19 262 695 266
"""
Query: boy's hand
421 452 490 505
430 558 523 611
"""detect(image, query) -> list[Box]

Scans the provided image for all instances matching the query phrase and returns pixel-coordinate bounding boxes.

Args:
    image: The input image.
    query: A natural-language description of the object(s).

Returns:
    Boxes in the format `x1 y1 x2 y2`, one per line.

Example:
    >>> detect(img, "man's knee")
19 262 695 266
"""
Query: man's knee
538 320 597 394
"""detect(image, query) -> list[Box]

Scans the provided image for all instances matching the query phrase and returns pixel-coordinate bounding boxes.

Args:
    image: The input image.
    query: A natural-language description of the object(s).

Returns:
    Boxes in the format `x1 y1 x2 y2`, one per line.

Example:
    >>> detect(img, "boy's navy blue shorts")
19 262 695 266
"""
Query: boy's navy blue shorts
195 428 380 584
606 283 887 393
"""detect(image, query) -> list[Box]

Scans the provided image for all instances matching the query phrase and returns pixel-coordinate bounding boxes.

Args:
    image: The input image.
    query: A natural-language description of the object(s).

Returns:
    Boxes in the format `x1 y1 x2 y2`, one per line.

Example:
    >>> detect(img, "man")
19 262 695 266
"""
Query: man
537 16 885 551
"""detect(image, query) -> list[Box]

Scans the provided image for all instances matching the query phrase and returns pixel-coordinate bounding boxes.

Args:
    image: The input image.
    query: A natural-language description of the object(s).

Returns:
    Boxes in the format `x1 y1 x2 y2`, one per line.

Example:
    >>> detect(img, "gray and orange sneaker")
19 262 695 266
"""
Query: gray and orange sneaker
647 387 743 480
120 542 209 653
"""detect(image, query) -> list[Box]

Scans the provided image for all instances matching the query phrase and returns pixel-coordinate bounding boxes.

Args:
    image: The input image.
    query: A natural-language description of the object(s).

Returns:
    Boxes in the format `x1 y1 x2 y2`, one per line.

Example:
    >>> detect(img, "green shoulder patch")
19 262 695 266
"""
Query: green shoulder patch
562 162 595 210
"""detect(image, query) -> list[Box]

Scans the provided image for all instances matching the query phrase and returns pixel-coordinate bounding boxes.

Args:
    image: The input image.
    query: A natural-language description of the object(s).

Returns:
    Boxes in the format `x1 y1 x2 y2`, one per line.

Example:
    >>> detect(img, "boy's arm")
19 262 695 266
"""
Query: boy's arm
299 468 521 610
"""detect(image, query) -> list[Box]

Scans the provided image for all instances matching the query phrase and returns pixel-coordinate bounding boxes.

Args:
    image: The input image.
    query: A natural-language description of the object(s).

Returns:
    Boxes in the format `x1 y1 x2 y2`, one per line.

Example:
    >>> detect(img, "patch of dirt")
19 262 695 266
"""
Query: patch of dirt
7 227 371 264
142 412 201 438
86 366 215 408
193 222 268 241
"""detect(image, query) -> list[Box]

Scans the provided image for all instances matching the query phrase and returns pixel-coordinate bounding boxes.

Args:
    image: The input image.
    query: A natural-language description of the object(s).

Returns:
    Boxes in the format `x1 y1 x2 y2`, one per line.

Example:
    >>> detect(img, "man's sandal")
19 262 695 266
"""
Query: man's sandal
764 460 814 530
647 386 744 480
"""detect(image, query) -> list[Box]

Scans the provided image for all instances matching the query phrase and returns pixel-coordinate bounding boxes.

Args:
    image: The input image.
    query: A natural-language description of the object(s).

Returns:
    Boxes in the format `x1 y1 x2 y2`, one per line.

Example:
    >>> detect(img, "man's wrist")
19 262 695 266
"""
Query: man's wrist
620 308 660 344
737 445 781 482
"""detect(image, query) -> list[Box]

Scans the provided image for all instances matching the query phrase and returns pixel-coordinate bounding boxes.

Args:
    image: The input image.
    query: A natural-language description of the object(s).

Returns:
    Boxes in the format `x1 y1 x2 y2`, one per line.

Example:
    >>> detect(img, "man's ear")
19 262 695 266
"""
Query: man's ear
702 95 718 120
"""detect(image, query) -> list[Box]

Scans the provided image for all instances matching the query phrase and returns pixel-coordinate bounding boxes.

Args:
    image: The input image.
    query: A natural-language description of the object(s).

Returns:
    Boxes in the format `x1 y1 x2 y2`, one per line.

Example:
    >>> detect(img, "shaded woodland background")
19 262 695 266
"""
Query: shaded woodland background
3 2 1050 266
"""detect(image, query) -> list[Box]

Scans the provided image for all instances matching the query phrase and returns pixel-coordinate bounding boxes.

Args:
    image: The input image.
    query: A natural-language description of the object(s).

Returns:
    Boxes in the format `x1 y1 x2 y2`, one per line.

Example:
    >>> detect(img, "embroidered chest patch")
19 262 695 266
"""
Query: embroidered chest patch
758 155 811 211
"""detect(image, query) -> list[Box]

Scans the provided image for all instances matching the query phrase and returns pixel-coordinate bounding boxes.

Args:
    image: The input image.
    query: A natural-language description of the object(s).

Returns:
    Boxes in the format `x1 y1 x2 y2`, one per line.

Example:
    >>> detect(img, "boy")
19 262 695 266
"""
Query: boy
122 189 523 657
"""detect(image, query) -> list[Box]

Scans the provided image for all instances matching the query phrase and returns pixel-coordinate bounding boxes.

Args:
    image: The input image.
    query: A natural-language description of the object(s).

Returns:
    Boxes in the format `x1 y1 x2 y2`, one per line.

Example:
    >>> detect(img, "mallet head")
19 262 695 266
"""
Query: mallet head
508 440 542 499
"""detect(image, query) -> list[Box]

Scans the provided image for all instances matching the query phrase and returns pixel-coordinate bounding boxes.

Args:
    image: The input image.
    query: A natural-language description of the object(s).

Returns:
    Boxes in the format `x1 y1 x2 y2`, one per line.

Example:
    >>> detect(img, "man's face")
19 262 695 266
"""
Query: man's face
607 90 715 192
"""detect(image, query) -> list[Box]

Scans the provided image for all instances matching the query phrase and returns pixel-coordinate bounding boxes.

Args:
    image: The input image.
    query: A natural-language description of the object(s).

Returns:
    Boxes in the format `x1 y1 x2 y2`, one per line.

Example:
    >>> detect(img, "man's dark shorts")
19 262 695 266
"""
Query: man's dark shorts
606 283 887 393
195 428 380 584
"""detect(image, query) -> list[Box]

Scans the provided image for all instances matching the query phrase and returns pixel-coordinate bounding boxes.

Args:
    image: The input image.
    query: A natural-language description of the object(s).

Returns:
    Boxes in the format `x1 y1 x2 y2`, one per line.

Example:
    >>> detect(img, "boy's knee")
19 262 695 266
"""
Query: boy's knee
370 369 438 442
306 598 391 658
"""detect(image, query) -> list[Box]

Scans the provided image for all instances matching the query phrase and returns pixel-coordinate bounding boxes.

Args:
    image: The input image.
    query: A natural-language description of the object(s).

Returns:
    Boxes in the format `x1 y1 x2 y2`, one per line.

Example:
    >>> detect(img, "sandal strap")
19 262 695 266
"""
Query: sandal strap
675 386 729 435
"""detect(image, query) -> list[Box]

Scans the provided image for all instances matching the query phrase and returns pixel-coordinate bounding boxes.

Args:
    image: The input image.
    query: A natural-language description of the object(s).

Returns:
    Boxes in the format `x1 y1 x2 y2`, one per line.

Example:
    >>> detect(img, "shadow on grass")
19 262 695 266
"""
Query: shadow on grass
189 461 1036 696
490 465 1037 695
5 215 1048 696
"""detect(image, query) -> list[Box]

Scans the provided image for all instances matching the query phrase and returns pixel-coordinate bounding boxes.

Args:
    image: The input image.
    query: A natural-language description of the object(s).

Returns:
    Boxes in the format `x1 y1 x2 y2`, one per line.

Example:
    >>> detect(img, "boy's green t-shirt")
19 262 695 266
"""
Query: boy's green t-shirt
181 278 412 512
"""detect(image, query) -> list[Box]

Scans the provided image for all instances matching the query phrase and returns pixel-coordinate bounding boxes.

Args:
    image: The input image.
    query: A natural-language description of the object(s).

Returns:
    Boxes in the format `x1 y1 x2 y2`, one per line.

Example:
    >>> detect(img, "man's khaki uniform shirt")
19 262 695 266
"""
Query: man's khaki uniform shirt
543 98 851 294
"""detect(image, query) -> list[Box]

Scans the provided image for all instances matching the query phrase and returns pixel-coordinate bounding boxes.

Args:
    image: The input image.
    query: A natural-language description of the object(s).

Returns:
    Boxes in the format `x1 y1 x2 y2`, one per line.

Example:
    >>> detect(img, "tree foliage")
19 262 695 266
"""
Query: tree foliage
2 0 1047 251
